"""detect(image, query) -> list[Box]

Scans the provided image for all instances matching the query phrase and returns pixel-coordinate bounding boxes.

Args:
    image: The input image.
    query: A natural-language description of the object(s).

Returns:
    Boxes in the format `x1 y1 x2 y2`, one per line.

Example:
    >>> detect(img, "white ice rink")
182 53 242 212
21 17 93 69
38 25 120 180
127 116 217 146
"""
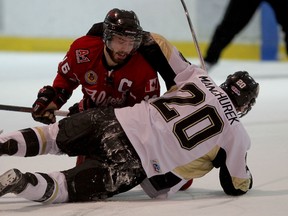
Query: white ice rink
0 52 288 216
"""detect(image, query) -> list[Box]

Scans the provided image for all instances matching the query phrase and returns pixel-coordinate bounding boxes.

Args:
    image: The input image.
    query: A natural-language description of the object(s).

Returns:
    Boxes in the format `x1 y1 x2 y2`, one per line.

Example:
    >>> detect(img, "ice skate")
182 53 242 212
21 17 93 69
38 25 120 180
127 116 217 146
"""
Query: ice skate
0 169 28 196
0 139 18 156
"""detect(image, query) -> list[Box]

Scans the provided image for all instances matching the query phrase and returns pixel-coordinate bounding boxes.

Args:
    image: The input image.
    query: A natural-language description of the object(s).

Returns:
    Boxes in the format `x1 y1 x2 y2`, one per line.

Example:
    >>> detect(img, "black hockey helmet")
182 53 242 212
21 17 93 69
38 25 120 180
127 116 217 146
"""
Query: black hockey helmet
103 8 143 51
220 71 259 118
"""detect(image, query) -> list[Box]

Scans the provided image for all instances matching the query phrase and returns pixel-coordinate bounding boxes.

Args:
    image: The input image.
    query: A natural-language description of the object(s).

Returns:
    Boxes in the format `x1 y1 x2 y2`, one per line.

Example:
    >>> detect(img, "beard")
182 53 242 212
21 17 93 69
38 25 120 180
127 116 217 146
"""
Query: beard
106 47 130 65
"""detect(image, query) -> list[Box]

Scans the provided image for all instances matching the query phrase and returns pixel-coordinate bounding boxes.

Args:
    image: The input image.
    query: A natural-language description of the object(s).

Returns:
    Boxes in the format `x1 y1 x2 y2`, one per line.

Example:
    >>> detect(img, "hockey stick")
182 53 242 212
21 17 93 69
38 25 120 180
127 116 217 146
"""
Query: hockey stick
0 104 68 116
180 0 206 71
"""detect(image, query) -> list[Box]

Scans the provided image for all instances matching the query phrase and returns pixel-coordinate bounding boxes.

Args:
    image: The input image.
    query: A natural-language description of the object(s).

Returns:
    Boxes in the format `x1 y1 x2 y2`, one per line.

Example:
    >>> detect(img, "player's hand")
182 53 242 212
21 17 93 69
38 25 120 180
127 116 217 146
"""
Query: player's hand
32 86 58 124
68 98 95 116
32 109 56 124
68 103 80 116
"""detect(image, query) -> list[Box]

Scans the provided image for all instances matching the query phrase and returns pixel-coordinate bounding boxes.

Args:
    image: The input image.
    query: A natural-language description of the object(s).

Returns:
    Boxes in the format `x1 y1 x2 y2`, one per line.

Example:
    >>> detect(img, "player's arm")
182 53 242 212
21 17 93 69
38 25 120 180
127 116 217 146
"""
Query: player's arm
138 32 176 90
149 33 192 76
212 148 253 196
31 84 72 124
219 164 253 196
140 32 197 91
32 49 77 124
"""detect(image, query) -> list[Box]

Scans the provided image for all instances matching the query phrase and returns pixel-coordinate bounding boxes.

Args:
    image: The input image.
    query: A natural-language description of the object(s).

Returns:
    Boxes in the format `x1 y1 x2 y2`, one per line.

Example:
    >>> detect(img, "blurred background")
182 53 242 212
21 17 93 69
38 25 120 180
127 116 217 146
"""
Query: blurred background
0 2 288 215
0 0 286 61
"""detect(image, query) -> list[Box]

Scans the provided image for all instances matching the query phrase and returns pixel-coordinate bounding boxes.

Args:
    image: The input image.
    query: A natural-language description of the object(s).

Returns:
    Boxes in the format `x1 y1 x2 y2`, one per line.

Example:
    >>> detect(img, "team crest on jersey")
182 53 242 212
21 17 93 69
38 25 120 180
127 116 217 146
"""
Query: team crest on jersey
85 70 98 84
151 159 162 173
145 78 159 92
76 49 90 63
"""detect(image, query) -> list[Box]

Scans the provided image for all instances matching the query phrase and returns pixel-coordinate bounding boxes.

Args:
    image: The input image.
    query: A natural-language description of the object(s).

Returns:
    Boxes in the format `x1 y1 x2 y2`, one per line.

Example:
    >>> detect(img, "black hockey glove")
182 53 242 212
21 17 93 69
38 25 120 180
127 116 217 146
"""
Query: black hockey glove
68 98 95 116
32 85 71 124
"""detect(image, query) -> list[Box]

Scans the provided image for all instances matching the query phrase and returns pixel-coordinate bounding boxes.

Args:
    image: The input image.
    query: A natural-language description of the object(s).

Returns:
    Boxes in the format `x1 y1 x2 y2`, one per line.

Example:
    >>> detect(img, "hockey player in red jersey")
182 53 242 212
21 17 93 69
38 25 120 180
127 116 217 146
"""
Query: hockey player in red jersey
31 8 188 125
0 66 259 203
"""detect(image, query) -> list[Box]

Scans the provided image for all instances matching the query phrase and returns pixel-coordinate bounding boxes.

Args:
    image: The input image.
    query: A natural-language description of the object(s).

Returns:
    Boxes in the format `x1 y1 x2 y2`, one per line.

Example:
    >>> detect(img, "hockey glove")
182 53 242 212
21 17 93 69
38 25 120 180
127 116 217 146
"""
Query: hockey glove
68 98 95 116
32 85 71 124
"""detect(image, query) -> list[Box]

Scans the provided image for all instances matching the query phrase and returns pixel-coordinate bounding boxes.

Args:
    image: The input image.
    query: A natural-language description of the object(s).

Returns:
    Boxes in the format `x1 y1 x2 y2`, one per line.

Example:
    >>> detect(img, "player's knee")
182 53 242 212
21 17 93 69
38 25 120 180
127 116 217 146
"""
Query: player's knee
56 112 94 156
64 166 111 201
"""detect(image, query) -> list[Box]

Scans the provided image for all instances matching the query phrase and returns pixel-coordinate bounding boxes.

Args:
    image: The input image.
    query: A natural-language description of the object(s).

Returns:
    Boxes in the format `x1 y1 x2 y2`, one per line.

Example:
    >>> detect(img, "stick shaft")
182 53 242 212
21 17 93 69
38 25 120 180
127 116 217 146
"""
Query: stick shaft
180 0 206 71
0 104 68 116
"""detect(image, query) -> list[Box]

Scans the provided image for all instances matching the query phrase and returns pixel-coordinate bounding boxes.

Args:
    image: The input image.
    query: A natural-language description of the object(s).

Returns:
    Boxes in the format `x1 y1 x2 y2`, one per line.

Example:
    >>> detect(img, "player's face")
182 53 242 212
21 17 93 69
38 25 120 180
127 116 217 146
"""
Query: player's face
236 103 250 118
107 34 136 64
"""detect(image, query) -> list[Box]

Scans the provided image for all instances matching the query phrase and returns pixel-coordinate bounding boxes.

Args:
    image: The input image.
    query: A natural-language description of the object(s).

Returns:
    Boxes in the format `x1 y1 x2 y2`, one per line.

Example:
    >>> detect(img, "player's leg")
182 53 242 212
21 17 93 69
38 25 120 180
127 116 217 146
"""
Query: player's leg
0 124 62 157
267 0 288 55
64 158 146 201
1 107 146 202
61 107 146 201
204 0 261 66
0 169 68 203
0 169 33 197
0 160 145 203
50 107 147 201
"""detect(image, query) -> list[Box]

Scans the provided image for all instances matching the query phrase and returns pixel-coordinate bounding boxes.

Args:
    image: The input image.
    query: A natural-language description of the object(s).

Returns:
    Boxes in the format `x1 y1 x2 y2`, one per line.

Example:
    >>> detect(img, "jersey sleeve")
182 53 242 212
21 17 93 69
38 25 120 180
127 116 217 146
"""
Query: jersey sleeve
53 40 82 92
52 72 78 93
212 147 253 195
138 33 176 90
219 163 253 196
151 33 193 76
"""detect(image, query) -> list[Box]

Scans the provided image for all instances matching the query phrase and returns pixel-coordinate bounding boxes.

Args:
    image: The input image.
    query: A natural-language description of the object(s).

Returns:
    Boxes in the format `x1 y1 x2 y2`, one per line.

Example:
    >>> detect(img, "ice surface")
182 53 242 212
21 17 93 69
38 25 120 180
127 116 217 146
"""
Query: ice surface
0 52 287 215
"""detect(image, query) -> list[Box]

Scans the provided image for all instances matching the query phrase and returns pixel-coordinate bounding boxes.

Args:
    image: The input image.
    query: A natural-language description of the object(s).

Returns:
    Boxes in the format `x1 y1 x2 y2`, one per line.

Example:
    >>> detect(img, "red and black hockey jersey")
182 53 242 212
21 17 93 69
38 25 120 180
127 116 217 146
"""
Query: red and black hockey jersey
53 35 160 108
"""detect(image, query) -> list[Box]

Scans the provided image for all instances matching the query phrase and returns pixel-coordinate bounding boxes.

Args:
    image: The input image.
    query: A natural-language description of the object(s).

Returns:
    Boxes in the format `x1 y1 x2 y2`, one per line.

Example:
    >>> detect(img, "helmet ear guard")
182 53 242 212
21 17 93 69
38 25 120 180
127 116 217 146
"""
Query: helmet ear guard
103 8 143 52
220 71 259 118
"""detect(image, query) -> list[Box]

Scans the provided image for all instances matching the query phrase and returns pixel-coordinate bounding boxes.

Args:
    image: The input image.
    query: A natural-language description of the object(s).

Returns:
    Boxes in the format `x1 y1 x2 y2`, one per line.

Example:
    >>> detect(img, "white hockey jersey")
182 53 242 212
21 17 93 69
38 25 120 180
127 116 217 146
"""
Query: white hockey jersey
115 66 251 197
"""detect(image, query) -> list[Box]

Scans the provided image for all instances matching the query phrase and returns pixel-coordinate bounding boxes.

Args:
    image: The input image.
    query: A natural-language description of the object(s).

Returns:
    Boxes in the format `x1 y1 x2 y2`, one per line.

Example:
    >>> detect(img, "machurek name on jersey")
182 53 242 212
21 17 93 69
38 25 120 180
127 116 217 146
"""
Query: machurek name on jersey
199 76 239 125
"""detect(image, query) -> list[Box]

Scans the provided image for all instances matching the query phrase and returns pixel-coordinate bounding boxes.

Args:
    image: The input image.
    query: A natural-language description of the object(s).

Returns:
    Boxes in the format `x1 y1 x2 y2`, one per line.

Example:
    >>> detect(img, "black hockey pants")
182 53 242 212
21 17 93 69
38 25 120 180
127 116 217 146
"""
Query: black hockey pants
56 107 146 202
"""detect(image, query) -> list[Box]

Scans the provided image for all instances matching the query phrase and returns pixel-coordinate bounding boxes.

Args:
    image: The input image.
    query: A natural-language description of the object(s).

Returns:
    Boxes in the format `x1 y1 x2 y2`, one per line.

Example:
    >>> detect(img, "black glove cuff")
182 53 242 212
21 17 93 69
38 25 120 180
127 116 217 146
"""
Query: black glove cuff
53 88 72 108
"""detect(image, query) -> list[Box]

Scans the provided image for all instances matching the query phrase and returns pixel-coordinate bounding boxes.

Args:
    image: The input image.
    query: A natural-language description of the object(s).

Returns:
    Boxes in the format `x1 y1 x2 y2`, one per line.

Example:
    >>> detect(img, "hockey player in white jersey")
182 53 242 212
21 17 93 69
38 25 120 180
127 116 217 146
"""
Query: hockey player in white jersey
0 66 259 203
